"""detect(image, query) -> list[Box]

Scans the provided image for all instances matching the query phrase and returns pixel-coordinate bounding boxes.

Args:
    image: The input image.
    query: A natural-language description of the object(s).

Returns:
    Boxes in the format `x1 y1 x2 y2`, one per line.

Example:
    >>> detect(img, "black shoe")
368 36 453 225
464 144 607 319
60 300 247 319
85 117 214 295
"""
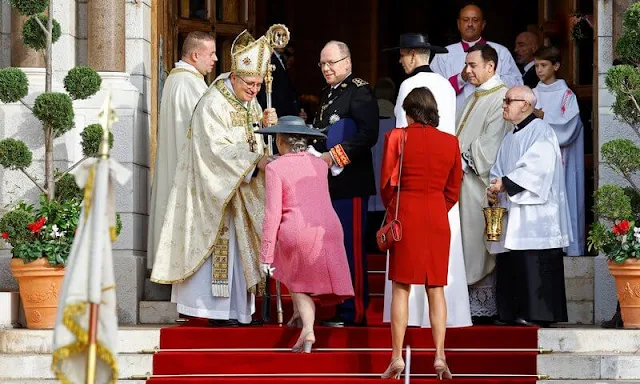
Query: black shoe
241 319 264 327
514 318 538 327
493 319 512 326
208 319 241 327
321 316 346 327
471 316 494 325
601 310 623 329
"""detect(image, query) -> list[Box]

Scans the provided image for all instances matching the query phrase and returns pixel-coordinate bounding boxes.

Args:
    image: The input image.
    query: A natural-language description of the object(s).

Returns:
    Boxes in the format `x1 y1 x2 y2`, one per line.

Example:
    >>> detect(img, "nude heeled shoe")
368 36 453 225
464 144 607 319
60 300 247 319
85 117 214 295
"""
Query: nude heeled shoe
381 356 405 379
434 357 452 380
291 331 315 353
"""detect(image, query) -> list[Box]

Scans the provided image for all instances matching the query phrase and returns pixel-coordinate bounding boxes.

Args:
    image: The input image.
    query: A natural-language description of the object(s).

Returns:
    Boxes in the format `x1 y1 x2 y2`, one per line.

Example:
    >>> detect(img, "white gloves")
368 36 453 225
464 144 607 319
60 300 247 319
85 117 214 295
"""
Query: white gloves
260 263 275 276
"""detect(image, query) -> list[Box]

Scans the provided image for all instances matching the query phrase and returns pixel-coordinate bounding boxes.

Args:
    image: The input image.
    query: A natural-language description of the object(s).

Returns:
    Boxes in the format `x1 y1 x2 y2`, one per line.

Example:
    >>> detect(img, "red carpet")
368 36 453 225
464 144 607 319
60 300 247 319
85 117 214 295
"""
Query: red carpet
147 253 539 383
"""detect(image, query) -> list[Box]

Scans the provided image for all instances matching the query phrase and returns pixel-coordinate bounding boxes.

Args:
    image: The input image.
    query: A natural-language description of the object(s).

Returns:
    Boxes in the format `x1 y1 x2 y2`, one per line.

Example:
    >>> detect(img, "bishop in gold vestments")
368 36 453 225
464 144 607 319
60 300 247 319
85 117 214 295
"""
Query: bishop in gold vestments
150 30 277 324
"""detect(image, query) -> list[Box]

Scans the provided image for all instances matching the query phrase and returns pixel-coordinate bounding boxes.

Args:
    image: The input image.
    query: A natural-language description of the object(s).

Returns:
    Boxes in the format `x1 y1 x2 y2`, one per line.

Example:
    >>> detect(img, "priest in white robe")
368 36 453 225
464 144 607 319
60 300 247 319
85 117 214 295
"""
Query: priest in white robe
532 46 585 256
488 86 570 326
147 32 215 269
456 44 512 321
150 29 278 326
430 4 522 110
381 33 471 328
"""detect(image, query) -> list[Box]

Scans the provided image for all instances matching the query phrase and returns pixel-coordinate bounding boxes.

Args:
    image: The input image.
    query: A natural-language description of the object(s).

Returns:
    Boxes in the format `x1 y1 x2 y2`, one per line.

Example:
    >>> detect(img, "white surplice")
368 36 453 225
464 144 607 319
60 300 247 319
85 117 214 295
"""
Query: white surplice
382 68 471 327
489 117 572 252
533 80 585 255
430 39 522 110
147 61 207 268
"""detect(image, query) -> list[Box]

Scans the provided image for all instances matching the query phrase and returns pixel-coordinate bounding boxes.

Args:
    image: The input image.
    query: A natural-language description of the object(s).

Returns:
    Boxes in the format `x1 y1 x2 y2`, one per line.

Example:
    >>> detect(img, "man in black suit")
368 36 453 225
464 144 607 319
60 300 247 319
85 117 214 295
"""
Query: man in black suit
514 31 539 88
313 40 379 327
257 47 302 118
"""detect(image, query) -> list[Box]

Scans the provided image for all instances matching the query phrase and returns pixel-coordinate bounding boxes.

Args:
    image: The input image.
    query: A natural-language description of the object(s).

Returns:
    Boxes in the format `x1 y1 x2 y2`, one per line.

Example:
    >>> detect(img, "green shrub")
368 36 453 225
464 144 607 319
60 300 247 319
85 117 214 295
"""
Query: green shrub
0 205 35 246
593 185 634 222
81 124 114 157
9 0 48 16
0 139 33 170
22 14 61 51
64 67 102 100
0 68 29 103
55 173 82 201
32 92 74 136
601 139 640 176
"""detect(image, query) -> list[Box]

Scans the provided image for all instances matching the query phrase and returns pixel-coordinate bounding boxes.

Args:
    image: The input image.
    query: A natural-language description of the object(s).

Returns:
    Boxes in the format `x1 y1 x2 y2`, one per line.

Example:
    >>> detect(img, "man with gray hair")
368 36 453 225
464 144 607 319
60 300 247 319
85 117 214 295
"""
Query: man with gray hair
487 85 571 326
312 40 379 327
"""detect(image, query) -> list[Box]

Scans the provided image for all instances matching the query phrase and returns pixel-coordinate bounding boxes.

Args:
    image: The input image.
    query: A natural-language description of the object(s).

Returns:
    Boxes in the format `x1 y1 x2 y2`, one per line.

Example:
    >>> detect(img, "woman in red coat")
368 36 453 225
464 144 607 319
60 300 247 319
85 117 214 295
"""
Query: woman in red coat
380 87 462 380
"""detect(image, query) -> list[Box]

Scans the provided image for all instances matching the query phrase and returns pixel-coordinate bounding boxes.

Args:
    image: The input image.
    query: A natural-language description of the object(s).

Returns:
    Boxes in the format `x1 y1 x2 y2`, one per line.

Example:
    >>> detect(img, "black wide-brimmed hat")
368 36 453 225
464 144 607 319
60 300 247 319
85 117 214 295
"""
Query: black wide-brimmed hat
383 33 448 54
255 116 327 138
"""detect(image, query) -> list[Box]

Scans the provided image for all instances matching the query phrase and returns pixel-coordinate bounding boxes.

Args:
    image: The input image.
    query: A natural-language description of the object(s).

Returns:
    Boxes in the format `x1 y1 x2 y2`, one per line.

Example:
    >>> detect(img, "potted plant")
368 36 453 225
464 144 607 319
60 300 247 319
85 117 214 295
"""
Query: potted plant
587 2 640 329
0 0 112 328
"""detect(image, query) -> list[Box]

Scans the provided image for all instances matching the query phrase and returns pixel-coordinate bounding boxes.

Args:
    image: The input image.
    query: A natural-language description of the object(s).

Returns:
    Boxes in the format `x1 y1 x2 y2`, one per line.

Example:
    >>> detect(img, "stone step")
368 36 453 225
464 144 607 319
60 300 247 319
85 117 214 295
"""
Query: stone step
0 327 160 354
539 329 640 353
143 278 172 301
538 353 640 380
0 353 152 379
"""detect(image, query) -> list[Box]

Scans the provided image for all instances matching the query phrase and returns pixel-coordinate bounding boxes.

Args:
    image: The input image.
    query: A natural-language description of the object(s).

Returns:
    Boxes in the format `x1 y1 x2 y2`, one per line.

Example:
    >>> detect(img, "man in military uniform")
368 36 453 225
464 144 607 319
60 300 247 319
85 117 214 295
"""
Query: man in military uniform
313 40 379 327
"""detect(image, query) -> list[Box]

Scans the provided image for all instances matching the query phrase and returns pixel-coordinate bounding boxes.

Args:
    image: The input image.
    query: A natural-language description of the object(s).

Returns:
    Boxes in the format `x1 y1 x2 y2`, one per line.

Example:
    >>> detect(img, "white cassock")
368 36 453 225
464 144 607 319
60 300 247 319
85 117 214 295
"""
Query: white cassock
533 80 585 255
430 38 522 110
147 61 207 268
489 117 572 253
382 66 472 328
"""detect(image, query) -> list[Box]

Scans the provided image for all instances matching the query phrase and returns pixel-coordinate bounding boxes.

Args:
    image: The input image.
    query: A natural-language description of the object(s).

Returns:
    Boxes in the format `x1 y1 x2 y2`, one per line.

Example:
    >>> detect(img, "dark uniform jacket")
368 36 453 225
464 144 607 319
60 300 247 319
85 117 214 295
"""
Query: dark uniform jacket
257 53 301 117
522 66 539 89
313 74 379 199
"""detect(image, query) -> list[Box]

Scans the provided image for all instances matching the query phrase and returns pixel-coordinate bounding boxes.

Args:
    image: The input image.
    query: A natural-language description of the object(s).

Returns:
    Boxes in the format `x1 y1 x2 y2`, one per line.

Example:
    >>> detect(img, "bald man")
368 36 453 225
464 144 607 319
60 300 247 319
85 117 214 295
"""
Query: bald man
514 32 540 88
487 86 570 326
431 4 522 109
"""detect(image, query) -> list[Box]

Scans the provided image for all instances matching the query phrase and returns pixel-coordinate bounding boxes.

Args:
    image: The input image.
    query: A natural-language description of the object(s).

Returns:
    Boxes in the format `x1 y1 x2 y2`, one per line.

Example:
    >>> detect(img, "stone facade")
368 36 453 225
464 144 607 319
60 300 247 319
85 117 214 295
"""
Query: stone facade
0 0 630 325
0 0 152 324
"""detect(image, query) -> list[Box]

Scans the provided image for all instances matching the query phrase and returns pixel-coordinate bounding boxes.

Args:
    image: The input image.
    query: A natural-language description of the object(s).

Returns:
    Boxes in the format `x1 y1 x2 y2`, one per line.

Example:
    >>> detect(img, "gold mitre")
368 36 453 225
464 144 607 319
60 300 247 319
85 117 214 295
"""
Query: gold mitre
231 25 290 78
231 30 272 78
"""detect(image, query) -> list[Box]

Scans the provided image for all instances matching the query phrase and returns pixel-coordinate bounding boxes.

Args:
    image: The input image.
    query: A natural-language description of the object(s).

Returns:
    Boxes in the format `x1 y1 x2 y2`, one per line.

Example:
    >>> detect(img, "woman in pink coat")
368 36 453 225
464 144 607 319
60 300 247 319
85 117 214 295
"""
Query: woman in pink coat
257 116 355 354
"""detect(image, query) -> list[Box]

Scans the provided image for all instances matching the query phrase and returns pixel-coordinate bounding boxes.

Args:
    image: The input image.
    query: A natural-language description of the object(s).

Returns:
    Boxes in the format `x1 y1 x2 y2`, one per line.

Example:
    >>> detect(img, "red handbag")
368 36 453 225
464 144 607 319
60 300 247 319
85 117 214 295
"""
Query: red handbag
376 130 406 252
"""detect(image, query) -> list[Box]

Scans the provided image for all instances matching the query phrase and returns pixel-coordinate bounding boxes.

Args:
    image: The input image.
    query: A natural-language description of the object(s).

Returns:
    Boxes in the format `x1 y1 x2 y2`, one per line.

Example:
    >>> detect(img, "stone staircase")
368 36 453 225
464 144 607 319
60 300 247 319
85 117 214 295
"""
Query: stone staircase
0 326 638 383
538 328 640 383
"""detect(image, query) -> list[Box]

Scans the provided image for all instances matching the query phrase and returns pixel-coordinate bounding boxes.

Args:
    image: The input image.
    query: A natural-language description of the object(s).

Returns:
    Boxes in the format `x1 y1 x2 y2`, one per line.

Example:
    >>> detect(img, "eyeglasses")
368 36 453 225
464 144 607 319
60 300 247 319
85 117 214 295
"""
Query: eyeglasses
503 98 528 105
237 76 262 90
318 56 349 69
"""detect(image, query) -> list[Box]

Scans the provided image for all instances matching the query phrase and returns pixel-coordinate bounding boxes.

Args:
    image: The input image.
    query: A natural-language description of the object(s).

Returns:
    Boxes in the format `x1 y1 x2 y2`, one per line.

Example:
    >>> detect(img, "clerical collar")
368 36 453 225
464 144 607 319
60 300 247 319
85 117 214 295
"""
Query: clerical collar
477 74 502 91
175 60 200 75
535 79 567 92
514 113 536 132
408 65 432 76
461 37 486 51
523 61 535 73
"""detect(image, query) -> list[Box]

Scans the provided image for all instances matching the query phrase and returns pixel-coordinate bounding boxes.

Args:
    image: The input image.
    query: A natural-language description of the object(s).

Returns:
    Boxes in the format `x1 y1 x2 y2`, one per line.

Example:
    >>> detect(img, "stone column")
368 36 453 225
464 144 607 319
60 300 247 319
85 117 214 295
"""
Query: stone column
10 8 44 67
87 0 125 71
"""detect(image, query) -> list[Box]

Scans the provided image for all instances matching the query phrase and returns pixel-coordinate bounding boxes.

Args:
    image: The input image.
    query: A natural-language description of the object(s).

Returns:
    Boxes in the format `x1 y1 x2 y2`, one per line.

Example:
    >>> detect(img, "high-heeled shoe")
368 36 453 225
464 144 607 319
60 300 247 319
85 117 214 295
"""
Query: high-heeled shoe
434 357 452 380
287 312 302 328
291 331 315 353
381 356 405 379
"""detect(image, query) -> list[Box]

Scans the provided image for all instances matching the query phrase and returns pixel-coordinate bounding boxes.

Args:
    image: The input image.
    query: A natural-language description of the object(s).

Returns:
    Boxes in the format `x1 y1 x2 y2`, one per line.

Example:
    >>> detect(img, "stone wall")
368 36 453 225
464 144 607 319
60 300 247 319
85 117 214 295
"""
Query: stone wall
0 0 151 325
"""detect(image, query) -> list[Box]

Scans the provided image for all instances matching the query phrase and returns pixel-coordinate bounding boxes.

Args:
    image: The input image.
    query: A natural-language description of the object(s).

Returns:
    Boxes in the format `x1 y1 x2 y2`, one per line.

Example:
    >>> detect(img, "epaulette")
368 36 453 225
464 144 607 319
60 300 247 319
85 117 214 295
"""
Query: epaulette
352 78 369 87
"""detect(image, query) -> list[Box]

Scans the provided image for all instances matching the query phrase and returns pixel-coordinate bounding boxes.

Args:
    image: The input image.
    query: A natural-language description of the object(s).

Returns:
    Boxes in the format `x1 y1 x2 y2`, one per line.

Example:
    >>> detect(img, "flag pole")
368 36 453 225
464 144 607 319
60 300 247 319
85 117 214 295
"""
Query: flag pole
85 94 114 384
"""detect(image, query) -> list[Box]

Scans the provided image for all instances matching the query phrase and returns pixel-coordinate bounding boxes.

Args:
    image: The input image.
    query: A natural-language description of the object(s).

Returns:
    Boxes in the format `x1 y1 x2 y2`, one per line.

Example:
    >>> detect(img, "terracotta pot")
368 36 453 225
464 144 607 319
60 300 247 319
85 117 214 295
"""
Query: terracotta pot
608 259 640 329
10 258 65 329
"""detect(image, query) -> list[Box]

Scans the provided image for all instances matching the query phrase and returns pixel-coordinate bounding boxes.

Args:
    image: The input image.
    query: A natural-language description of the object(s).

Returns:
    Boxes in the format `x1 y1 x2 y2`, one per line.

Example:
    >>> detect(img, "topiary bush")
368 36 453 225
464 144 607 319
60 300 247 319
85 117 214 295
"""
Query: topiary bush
80 124 114 157
588 2 640 262
0 0 104 203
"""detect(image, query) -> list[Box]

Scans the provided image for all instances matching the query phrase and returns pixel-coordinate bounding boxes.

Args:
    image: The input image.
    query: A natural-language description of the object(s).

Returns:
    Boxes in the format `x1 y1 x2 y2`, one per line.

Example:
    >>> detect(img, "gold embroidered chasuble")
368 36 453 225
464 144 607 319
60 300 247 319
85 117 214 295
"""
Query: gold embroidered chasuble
456 82 511 285
150 73 266 297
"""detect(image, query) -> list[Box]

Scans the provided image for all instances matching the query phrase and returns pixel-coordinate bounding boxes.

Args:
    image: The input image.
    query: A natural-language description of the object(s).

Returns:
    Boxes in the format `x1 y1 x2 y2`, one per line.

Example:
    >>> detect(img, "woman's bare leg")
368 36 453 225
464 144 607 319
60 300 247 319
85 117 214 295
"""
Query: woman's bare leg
426 286 447 359
390 281 411 359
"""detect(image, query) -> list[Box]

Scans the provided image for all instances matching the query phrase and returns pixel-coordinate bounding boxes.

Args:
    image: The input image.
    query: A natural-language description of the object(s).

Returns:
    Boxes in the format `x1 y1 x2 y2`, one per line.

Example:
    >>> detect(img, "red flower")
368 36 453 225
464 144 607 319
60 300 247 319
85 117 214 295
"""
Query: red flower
27 217 47 234
1 232 8 240
613 220 631 236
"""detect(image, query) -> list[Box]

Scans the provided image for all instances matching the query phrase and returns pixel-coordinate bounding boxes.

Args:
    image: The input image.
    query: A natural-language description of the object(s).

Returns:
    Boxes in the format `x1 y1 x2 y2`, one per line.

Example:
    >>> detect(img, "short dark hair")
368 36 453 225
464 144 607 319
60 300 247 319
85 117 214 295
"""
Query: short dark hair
534 46 561 64
466 44 499 71
182 31 214 57
402 87 440 127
